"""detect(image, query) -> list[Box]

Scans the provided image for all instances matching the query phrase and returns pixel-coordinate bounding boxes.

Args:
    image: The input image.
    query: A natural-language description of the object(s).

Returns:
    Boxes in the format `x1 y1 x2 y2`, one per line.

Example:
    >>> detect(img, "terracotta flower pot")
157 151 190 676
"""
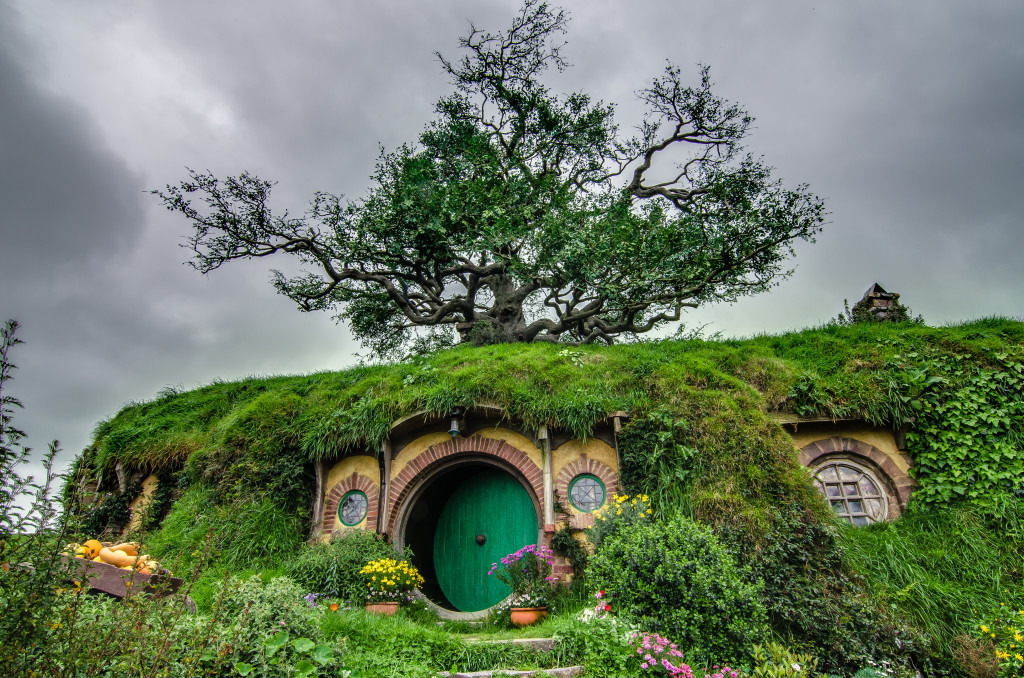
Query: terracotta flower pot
510 606 547 626
365 601 399 615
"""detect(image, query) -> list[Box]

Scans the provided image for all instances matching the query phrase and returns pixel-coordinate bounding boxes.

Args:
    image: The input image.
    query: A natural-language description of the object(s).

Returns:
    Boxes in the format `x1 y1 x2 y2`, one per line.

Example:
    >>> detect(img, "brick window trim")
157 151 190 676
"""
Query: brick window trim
386 435 544 536
323 472 379 535
799 436 914 509
554 455 619 530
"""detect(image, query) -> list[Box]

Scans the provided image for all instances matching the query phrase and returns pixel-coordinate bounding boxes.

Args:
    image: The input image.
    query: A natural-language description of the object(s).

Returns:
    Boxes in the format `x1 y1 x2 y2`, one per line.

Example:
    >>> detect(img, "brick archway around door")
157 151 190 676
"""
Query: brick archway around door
322 472 379 536
386 436 544 536
554 455 619 529
799 436 914 507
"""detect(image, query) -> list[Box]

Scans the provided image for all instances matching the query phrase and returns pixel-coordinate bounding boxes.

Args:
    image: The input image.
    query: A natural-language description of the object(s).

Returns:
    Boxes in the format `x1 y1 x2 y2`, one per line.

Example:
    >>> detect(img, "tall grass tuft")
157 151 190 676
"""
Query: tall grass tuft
840 501 1024 654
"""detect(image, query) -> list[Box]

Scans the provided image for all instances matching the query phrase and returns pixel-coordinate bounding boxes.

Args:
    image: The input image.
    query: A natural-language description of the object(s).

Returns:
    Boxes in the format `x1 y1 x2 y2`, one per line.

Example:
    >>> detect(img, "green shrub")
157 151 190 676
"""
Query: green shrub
549 615 637 677
751 642 819 678
288 530 406 601
216 574 321 654
725 503 928 676
589 514 767 663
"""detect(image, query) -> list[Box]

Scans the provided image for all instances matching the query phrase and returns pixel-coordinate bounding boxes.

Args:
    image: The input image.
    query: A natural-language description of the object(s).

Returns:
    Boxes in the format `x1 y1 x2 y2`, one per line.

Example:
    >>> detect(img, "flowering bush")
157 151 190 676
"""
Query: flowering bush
488 544 559 607
973 603 1024 678
359 558 424 603
629 631 694 677
577 588 614 622
588 493 653 549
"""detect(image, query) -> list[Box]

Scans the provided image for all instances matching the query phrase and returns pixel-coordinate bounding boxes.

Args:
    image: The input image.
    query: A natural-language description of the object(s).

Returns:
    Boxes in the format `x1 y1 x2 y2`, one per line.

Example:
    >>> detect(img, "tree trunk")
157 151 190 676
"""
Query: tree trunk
456 274 528 344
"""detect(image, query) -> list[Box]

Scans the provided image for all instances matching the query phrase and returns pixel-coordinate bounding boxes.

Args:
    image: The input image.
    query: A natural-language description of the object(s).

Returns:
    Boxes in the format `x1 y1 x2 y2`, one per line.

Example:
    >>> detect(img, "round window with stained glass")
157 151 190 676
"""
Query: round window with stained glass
338 490 368 526
811 461 888 525
569 474 606 513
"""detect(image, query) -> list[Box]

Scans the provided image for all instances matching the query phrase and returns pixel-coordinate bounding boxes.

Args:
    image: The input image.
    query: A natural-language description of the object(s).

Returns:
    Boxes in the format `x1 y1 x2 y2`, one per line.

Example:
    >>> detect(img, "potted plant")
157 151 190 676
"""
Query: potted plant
359 557 424 615
488 544 559 626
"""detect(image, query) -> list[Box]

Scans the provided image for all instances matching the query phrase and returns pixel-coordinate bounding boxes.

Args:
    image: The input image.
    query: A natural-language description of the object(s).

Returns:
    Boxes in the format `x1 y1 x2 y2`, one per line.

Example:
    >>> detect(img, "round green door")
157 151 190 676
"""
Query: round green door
433 468 538 612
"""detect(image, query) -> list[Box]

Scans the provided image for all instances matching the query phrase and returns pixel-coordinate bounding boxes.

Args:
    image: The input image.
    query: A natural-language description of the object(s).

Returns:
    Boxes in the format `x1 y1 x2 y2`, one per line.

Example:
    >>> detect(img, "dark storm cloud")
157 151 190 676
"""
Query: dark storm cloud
1 0 1022 487
0 3 150 475
0 13 145 284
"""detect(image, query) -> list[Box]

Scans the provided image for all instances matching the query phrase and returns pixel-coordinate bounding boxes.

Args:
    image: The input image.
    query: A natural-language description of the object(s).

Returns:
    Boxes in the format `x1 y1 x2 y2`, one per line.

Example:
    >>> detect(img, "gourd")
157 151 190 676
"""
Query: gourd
99 547 137 569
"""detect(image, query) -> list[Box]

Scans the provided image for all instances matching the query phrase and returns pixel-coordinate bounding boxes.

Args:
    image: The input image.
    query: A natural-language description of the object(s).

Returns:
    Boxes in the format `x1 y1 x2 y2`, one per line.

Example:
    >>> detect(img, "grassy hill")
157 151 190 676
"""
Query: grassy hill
66 317 1024 675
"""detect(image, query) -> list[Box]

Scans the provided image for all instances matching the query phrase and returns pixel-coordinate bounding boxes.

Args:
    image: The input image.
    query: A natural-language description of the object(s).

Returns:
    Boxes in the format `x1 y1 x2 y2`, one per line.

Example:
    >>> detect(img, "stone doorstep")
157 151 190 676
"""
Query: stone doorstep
434 667 583 678
466 637 557 653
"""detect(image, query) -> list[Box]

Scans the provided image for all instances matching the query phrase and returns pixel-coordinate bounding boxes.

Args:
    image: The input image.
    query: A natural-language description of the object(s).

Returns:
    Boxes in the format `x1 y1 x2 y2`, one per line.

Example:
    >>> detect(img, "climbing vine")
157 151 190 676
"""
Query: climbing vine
903 351 1024 508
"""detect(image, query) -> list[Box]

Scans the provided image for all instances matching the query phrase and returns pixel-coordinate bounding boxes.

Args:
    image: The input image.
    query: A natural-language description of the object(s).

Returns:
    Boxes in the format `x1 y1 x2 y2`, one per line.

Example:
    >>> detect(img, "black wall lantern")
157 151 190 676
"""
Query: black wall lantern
448 407 464 437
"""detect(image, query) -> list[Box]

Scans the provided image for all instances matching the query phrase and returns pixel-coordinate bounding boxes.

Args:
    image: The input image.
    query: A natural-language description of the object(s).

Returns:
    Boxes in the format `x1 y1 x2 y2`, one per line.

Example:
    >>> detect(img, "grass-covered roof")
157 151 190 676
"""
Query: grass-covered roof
80 317 1024 516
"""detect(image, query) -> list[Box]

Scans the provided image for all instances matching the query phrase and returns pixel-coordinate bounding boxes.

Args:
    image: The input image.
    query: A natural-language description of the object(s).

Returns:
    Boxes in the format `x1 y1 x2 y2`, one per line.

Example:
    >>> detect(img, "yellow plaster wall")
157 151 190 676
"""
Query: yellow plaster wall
127 474 159 532
552 438 618 517
390 427 542 480
788 424 912 473
326 455 380 493
390 432 452 481
552 438 618 479
323 456 379 532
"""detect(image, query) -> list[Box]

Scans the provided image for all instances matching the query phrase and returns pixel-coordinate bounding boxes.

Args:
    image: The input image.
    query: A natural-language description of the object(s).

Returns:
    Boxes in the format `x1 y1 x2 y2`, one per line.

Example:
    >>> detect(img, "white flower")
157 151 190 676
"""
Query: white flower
792 664 801 672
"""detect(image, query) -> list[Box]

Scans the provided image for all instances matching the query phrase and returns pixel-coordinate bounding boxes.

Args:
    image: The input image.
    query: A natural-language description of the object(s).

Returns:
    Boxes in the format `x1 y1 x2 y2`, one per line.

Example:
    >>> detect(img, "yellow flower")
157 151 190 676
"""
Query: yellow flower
1016 654 1023 662
982 625 991 633
1016 633 1023 642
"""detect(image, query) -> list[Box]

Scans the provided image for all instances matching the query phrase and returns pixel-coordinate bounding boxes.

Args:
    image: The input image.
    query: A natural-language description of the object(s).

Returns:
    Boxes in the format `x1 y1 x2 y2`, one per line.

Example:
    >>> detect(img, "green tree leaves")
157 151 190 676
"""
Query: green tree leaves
154 1 824 357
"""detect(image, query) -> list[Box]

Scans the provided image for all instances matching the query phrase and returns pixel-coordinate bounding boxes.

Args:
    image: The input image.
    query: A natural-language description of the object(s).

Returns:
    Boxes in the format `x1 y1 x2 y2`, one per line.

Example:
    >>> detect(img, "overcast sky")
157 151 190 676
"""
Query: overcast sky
2 0 1022 484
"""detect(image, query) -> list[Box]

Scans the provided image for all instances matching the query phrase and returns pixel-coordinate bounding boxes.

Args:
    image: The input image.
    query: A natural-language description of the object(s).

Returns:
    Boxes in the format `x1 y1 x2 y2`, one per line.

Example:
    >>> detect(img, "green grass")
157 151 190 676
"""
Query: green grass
318 609 559 676
86 318 1024 473
839 501 1024 650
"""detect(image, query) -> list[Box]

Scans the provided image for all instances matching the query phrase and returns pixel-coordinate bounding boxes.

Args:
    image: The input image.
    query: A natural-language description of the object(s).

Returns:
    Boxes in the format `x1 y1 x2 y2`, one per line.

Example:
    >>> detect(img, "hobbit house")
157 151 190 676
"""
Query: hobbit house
304 406 912 616
80 317 1024 624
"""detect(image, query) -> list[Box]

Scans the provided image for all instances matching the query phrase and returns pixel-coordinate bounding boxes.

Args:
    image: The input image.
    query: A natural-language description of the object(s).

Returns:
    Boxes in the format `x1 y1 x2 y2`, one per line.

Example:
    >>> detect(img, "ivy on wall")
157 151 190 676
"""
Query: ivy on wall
904 351 1024 508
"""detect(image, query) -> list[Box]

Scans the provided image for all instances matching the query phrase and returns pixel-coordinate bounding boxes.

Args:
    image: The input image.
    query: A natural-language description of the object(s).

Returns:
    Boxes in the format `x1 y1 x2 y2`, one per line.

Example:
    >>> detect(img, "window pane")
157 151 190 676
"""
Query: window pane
339 492 368 526
831 501 845 514
847 500 864 513
825 484 841 497
859 477 880 496
818 466 839 482
865 498 885 519
839 465 860 481
570 475 606 512
843 483 859 496
851 516 870 526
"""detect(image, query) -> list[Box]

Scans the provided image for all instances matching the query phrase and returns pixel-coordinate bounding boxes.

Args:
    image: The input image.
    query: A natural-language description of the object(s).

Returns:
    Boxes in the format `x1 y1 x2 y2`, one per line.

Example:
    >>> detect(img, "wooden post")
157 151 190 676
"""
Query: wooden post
538 425 554 527
379 440 392 536
310 459 327 542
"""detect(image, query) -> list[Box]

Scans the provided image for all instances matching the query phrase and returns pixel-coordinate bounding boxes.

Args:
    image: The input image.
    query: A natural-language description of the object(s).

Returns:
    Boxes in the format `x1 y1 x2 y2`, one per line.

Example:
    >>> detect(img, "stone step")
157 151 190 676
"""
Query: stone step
435 667 582 678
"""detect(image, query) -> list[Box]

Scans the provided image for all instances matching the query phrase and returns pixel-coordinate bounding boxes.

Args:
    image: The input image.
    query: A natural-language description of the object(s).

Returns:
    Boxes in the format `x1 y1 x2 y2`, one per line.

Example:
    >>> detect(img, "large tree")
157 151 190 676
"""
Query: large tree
155 1 825 357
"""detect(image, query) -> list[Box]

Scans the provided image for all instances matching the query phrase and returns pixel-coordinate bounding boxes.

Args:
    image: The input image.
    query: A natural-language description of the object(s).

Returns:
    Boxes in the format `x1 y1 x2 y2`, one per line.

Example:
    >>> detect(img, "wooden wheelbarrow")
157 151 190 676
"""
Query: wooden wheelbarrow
61 555 197 613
